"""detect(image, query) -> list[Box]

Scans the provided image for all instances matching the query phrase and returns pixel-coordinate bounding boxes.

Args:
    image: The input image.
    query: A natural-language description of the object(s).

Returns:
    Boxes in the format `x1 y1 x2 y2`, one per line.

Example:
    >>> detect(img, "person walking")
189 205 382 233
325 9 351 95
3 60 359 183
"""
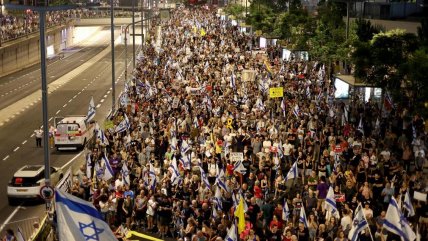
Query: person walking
34 128 43 147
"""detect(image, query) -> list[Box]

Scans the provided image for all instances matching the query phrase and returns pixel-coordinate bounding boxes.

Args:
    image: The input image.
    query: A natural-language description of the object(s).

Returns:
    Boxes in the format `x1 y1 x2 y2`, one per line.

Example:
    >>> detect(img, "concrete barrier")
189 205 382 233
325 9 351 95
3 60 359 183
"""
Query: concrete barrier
0 23 75 78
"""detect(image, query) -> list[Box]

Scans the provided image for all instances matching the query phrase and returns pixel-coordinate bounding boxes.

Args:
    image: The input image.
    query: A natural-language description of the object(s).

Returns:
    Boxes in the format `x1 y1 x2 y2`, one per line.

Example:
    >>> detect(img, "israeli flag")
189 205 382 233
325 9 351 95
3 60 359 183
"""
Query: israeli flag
225 222 238 241
230 72 236 89
95 123 109 146
281 98 286 117
55 189 117 241
87 96 96 122
101 155 114 181
121 162 130 185
199 166 211 189
348 204 369 241
358 118 364 135
233 160 247 175
149 163 157 190
404 190 415 217
193 116 199 129
285 161 298 181
255 97 265 111
16 227 25 241
86 154 92 179
215 168 229 192
213 186 223 210
170 157 181 186
293 104 300 118
120 92 128 107
179 153 191 170
170 136 178 151
180 139 190 154
325 186 340 219
383 197 416 241
115 114 130 133
282 199 290 221
299 205 309 228
278 140 284 159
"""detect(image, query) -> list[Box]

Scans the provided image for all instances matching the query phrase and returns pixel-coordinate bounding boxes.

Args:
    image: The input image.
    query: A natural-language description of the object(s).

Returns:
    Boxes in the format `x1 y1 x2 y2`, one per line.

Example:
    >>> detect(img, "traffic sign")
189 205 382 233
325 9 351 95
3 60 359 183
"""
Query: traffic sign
40 185 55 200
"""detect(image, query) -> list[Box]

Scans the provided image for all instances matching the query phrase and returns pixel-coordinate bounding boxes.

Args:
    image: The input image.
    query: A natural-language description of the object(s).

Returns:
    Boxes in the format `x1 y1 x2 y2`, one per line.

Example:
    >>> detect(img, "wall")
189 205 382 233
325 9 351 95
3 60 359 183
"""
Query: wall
0 23 75 78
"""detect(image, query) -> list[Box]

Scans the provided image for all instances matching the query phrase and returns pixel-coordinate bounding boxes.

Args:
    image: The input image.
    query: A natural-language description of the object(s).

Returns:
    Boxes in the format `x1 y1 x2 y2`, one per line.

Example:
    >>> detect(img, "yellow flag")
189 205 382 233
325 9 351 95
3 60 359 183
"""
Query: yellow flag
264 60 272 75
200 28 206 37
234 198 246 234
193 26 197 33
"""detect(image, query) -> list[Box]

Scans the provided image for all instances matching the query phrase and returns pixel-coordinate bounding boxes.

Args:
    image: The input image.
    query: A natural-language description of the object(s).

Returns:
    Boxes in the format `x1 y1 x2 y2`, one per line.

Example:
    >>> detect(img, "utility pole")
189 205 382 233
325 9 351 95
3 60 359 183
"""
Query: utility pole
5 3 75 211
132 0 136 68
110 0 116 114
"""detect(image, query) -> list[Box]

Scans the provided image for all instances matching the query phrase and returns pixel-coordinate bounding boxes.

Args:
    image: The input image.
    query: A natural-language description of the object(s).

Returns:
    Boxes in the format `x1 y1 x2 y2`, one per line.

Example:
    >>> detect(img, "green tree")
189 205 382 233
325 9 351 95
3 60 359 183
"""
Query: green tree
224 3 246 22
354 18 383 43
417 18 428 47
403 48 428 113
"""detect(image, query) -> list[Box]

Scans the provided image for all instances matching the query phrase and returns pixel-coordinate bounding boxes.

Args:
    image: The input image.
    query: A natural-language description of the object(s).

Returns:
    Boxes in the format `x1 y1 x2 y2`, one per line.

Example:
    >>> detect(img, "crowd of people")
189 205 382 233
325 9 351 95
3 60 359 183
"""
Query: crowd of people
0 8 133 44
69 5 427 241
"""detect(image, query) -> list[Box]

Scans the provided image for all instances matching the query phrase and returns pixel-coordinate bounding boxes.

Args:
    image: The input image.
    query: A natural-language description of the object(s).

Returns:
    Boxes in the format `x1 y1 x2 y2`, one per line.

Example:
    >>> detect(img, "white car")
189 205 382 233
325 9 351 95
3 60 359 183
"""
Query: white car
7 165 63 205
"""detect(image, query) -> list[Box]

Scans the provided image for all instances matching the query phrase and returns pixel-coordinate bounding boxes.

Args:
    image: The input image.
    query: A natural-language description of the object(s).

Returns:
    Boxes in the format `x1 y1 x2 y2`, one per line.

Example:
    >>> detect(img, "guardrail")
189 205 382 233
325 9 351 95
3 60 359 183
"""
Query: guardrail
0 216 41 241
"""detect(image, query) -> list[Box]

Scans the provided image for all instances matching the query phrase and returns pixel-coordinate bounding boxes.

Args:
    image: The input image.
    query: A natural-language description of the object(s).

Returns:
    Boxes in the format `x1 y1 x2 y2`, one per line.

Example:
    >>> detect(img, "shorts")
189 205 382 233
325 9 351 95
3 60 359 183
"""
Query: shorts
159 215 171 226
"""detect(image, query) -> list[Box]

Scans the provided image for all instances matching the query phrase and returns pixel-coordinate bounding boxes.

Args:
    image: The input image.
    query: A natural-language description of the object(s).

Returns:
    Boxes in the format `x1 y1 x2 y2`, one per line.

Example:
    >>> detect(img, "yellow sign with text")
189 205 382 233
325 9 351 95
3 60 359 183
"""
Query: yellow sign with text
269 87 283 98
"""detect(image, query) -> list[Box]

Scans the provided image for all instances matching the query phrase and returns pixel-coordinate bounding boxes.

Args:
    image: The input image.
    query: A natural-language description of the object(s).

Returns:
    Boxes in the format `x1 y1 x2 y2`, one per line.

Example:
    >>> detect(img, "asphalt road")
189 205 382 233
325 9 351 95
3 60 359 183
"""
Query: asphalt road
0 26 136 238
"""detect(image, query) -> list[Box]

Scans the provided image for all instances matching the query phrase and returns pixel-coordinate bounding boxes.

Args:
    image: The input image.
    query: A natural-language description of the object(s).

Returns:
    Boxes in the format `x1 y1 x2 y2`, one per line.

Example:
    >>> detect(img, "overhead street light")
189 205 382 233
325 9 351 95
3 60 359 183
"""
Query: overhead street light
5 3 75 211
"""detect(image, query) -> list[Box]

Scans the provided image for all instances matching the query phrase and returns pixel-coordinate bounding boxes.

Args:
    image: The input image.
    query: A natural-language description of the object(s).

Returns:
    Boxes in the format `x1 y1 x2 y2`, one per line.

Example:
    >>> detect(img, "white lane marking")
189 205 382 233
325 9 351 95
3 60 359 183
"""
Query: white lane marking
61 151 84 169
56 110 61 114
109 87 112 90
0 205 21 233
30 133 35 137
22 140 27 145
73 95 77 99
78 92 81 95
100 99 104 103
63 104 67 108
68 99 72 103
2 155 9 161
103 95 107 98
13 147 20 152
81 89 85 91
49 117 53 121
107 91 110 94
96 104 101 108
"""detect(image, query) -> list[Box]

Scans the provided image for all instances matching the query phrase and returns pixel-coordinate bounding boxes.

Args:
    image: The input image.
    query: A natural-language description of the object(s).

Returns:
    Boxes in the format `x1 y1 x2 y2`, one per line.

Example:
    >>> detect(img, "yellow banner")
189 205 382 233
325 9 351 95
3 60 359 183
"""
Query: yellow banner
104 120 114 129
269 87 283 98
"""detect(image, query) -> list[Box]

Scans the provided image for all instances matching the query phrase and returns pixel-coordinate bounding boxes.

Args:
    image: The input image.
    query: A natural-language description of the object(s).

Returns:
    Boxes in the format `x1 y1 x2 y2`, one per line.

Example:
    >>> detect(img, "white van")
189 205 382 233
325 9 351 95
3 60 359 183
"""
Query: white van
54 116 94 150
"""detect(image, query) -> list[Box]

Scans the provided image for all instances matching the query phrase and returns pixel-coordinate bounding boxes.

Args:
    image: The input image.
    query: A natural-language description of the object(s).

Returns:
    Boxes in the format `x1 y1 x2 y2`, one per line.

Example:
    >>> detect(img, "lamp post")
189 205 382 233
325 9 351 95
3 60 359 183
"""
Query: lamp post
110 0 116 114
132 0 136 68
124 16 156 81
5 3 75 211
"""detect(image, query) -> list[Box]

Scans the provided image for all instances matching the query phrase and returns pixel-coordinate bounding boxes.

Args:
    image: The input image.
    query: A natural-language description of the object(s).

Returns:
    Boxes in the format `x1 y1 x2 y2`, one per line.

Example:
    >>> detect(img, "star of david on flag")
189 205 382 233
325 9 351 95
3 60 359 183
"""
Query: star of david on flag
55 189 117 241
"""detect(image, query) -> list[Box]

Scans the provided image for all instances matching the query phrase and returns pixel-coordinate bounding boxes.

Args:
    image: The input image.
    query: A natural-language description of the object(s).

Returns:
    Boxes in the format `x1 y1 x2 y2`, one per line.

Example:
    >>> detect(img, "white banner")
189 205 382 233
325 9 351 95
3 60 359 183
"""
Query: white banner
56 168 73 193
230 152 243 163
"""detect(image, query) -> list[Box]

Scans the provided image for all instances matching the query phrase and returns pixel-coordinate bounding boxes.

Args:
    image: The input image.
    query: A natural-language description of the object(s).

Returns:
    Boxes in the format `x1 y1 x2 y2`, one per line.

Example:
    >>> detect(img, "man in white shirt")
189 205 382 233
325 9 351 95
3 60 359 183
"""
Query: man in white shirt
283 139 294 165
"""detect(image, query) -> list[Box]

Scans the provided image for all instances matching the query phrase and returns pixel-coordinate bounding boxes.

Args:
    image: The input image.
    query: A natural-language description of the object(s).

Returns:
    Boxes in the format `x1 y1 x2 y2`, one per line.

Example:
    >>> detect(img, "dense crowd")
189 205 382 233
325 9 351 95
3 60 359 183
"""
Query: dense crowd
0 9 132 44
71 5 427 241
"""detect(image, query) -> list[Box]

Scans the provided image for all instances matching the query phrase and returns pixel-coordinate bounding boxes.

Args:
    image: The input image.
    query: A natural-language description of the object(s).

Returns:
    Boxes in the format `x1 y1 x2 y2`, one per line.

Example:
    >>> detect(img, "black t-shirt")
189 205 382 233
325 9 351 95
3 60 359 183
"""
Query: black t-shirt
247 203 260 224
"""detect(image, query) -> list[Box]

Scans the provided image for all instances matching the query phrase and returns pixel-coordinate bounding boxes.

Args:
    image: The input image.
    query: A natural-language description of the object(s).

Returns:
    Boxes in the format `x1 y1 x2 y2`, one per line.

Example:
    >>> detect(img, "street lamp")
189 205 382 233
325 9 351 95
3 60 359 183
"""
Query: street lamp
5 3 75 211
110 0 116 114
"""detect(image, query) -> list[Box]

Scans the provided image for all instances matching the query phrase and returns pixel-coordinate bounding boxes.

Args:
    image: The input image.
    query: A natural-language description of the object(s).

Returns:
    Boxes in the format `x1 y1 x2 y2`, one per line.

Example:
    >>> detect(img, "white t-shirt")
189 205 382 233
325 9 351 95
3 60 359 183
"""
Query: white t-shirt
341 215 352 231
283 143 293 156
146 199 156 216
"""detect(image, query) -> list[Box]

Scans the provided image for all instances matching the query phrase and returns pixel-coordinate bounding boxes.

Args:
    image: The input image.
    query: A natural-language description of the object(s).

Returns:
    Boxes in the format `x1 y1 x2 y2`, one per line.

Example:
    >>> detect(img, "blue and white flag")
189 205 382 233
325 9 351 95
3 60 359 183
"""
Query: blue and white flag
255 97 265 111
149 163 157 190
282 199 290 221
225 222 238 241
55 189 117 241
95 123 109 146
285 161 298 181
358 118 364 135
180 139 190 154
213 186 223 210
281 98 286 117
199 166 211 189
86 154 92 179
101 155 114 181
230 72 236 90
412 125 417 140
179 153 191 170
215 168 229 192
87 96 96 122
115 114 130 133
348 204 369 241
325 186 340 219
170 157 181 186
278 140 284 159
120 92 128 107
404 190 415 217
170 136 178 151
121 162 130 185
16 227 25 241
299 205 309 228
193 116 199 129
293 104 300 118
233 160 247 175
383 197 416 241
